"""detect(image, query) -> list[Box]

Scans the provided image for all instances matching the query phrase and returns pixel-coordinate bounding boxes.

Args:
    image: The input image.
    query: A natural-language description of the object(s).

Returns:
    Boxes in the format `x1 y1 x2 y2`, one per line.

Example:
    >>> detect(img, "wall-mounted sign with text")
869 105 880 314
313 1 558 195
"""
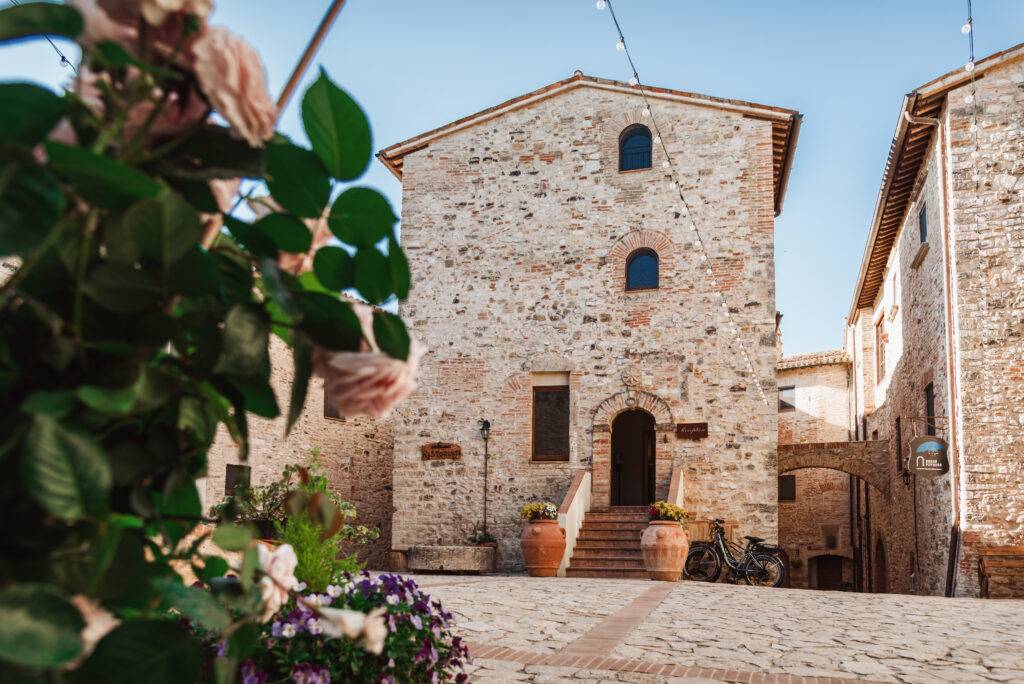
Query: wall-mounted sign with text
908 436 949 477
675 422 709 440
420 442 462 461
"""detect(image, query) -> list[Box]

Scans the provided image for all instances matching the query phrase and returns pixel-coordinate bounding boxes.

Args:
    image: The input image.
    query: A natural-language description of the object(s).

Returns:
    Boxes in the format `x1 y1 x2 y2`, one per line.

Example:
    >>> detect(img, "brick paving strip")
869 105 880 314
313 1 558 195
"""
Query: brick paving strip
465 583 879 684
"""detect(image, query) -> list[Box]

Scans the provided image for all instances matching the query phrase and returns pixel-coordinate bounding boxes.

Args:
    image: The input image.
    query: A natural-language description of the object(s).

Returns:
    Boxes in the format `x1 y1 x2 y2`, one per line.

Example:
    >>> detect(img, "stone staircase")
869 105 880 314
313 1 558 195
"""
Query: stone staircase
565 507 648 578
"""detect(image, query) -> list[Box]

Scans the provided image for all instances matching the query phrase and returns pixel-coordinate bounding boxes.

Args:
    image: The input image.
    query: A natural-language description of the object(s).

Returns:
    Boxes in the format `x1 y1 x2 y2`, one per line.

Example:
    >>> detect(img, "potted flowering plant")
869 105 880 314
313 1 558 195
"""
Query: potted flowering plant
0 1 424 680
518 502 564 577
640 501 691 581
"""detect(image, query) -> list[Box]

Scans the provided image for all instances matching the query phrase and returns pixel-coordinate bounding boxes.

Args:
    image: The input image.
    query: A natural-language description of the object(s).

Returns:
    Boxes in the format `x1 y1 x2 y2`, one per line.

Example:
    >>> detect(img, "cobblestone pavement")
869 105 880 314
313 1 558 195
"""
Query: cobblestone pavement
407 575 1024 683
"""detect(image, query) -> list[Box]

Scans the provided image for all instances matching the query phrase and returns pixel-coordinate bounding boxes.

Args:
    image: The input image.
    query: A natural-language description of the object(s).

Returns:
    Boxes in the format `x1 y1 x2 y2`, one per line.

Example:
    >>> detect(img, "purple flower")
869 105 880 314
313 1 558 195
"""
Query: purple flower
215 639 227 657
290 663 330 684
240 660 268 684
410 614 423 630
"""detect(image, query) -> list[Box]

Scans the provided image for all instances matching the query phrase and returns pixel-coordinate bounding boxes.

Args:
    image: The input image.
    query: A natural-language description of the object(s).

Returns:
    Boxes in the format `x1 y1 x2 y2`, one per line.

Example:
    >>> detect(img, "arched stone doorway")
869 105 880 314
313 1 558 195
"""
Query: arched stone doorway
808 554 852 591
874 537 888 593
611 410 655 506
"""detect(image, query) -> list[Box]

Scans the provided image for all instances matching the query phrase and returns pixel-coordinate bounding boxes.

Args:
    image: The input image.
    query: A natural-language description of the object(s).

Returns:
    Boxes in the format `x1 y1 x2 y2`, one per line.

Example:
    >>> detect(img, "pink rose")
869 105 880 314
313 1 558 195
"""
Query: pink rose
98 0 210 27
123 86 208 140
63 596 120 670
68 0 136 47
314 303 425 418
192 26 277 147
256 543 298 622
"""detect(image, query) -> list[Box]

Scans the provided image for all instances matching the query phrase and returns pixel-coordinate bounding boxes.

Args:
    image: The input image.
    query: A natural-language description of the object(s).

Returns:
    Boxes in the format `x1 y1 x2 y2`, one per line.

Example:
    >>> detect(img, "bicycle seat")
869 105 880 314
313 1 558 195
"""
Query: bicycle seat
744 535 765 544
712 518 725 524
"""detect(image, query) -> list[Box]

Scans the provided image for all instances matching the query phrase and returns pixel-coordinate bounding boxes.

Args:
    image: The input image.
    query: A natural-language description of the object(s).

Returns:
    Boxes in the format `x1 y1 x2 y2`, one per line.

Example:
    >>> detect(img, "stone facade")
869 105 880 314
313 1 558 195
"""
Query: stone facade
385 76 794 570
202 338 395 569
776 356 855 589
845 46 1024 597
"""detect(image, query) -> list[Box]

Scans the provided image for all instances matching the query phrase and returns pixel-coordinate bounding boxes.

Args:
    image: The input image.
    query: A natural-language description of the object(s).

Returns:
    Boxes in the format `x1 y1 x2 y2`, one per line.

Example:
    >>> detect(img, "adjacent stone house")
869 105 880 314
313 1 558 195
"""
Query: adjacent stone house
377 72 801 571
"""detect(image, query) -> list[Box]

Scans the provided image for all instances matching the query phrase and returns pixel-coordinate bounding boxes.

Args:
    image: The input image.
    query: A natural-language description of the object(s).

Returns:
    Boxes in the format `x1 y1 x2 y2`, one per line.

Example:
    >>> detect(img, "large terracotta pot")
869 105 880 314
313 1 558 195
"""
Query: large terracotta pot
520 519 566 577
640 521 690 581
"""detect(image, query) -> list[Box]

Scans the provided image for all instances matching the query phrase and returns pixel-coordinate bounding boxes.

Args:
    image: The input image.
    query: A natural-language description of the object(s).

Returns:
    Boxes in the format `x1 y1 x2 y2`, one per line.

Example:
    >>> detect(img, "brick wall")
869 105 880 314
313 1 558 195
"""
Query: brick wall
203 337 395 569
392 84 780 570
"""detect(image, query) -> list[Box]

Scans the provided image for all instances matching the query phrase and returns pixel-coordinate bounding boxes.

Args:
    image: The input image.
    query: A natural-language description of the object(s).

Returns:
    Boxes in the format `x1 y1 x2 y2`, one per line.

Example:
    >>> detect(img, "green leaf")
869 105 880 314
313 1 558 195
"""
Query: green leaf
255 213 311 253
212 304 270 380
153 124 265 180
0 159 65 256
294 291 362 351
168 246 220 296
353 247 391 304
212 523 254 552
153 578 230 631
312 245 354 291
223 216 277 259
23 415 111 520
301 69 372 181
84 262 164 314
265 142 330 218
232 378 279 418
227 620 259 659
76 619 203 684
121 193 203 271
165 176 218 214
199 557 229 583
0 584 83 668
77 384 134 414
21 390 76 417
45 142 161 209
0 82 65 145
78 366 173 415
0 2 83 45
387 237 410 299
287 331 313 435
372 310 410 361
328 187 397 247
94 41 179 80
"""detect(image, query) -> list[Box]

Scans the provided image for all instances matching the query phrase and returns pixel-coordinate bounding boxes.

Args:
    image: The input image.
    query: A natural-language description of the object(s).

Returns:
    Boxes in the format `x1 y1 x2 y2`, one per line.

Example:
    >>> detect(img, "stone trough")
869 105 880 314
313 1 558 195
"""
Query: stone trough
406 545 496 574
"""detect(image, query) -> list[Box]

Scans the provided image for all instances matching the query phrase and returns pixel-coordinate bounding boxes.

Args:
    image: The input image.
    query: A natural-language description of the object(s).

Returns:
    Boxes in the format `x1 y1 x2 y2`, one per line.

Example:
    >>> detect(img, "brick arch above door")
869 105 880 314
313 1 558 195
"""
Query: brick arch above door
592 389 673 433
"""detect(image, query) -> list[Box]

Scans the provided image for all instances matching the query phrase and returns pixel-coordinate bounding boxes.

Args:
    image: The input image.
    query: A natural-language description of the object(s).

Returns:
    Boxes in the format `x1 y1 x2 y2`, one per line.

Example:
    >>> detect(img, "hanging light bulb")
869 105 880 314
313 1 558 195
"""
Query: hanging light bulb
961 20 972 34
653 135 661 145
965 60 976 73
642 106 650 117
970 123 979 133
964 93 975 105
668 180 677 189
662 160 670 169
629 76 638 86
596 0 606 9
616 38 625 51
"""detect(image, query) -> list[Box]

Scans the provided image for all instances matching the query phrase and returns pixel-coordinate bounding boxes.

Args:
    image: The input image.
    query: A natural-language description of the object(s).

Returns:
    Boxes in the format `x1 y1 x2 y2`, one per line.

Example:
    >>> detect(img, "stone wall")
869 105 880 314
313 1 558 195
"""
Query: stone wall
391 84 780 570
776 360 854 589
203 338 395 569
943 56 1024 595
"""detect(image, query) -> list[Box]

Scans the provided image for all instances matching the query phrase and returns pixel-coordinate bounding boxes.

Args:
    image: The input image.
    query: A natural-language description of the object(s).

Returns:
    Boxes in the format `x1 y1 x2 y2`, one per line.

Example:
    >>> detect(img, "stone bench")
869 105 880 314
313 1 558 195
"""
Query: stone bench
406 545 496 574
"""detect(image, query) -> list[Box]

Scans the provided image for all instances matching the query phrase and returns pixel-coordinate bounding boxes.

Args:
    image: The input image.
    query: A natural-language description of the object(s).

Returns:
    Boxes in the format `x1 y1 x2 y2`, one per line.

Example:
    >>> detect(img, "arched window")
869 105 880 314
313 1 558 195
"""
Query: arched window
625 248 658 290
619 124 652 171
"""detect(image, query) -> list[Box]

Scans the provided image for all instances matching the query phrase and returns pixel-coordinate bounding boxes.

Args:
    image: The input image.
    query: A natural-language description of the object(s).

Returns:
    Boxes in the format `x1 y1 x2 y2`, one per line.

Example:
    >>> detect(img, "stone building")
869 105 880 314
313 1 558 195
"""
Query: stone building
376 72 801 571
776 351 855 590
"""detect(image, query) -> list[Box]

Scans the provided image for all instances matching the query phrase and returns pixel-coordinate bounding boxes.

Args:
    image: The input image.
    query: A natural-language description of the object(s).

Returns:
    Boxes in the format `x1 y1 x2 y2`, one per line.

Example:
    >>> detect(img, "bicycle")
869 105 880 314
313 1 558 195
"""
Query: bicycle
683 518 787 587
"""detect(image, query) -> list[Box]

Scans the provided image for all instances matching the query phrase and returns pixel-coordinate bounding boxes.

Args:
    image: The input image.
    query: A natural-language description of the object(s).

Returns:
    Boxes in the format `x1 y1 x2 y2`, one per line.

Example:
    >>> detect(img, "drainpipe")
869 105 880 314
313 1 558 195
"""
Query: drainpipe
479 419 491 536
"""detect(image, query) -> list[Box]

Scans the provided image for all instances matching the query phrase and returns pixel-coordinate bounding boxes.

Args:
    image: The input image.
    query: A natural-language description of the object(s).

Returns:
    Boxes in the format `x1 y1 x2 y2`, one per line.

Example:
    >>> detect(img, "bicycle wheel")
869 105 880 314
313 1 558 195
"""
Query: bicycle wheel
742 552 786 588
684 543 721 582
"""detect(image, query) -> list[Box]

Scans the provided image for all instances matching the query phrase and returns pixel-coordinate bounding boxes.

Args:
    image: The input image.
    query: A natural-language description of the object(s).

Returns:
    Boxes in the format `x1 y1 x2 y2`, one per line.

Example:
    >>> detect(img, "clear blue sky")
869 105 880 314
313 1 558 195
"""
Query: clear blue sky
4 1 1023 354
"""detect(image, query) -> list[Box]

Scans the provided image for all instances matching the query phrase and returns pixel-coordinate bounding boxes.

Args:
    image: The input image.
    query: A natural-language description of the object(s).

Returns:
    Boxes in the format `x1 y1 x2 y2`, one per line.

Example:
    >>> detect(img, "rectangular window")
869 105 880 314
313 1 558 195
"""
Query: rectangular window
918 204 928 243
875 317 886 381
532 379 570 462
778 475 796 501
225 464 250 497
924 382 936 436
778 386 796 412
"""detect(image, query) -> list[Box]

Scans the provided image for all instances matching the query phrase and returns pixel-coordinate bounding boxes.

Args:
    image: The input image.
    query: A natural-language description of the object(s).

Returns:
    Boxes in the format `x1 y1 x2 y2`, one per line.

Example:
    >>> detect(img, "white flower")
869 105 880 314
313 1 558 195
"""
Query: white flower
326 584 342 598
307 618 323 636
318 606 388 655
385 594 399 606
293 581 307 592
280 622 296 638
257 543 298 622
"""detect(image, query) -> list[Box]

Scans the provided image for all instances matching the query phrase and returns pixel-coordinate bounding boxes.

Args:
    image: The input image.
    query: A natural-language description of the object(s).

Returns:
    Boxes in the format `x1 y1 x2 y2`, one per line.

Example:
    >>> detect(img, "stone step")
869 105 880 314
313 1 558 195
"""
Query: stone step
571 547 643 560
580 522 648 531
569 556 645 569
577 529 643 541
574 539 642 550
584 512 650 521
565 567 649 579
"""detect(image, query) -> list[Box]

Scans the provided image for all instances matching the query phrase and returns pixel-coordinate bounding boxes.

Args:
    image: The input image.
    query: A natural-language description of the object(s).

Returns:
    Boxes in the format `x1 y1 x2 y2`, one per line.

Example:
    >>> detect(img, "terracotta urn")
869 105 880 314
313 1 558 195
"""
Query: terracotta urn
640 521 690 581
520 519 566 577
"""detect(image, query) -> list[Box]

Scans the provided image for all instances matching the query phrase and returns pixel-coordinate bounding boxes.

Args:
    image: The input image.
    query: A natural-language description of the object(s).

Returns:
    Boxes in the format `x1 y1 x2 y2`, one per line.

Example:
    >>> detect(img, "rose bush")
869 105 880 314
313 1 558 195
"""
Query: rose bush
0 2 426 681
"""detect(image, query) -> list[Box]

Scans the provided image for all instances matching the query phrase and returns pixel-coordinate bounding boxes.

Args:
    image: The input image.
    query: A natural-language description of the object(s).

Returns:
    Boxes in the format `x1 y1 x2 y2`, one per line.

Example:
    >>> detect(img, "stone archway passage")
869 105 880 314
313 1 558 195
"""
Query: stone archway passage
778 441 892 497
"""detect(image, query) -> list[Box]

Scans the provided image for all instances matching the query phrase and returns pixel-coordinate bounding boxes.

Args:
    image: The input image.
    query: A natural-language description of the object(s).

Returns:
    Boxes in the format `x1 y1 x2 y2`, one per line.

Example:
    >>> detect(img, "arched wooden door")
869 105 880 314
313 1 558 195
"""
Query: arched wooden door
610 409 655 506
874 538 888 593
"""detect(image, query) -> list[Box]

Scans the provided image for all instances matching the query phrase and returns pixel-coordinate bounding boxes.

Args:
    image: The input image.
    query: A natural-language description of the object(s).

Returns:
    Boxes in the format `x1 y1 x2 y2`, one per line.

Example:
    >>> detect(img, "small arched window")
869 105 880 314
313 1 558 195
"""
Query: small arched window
619 124 652 171
625 248 659 290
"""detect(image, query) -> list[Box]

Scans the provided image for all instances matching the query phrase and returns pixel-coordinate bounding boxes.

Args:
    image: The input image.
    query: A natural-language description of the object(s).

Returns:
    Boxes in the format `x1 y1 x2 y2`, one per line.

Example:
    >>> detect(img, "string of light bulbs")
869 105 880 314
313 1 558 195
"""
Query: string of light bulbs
596 0 771 408
8 0 77 74
961 0 982 188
